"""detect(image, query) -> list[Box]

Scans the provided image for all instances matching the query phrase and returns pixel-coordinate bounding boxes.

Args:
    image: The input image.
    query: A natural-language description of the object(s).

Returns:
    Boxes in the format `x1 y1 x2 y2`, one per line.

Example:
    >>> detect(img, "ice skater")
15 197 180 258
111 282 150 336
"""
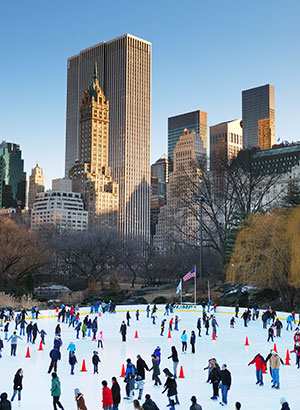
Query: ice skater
149 354 161 386
181 330 187 353
97 331 104 348
120 321 127 342
190 331 196 353
74 388 87 410
135 376 144 400
248 353 265 386
162 368 179 406
92 351 101 374
160 319 166 336
126 311 131 326
51 372 64 410
11 369 23 404
167 346 179 378
219 364 231 406
196 317 201 336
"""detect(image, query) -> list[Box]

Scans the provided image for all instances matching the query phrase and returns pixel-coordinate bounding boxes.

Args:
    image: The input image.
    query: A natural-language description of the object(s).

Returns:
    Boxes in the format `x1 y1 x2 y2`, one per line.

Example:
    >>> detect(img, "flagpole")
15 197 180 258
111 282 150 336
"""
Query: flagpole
194 265 196 306
180 279 182 304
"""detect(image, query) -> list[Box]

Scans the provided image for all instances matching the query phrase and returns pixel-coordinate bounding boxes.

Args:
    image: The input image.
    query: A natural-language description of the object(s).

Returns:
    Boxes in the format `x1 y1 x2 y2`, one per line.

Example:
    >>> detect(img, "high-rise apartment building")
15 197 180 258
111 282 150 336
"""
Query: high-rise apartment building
210 119 243 170
150 154 168 241
242 84 275 149
154 129 206 251
65 33 151 241
168 110 207 164
28 162 45 210
69 66 119 229
0 141 26 209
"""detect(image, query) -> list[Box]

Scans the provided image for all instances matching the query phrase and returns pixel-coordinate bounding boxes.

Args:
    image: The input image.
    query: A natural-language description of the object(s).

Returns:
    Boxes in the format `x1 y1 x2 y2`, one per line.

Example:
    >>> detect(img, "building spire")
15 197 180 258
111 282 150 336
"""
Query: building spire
93 61 99 84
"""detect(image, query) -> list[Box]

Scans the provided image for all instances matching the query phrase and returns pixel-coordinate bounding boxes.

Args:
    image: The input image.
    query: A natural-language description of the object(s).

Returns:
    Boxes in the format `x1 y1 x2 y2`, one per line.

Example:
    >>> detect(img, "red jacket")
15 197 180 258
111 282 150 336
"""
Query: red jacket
249 355 265 370
294 334 300 342
102 386 113 408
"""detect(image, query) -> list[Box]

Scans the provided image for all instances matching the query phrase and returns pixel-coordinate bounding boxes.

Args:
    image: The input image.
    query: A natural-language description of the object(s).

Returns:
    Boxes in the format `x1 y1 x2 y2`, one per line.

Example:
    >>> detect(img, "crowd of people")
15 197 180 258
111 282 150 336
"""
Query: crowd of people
0 301 296 410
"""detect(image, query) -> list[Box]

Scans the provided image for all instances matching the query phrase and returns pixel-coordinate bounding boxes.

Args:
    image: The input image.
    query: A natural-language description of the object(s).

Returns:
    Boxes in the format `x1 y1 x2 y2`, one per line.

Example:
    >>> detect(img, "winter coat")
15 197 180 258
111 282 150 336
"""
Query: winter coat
67 342 76 352
126 377 135 392
142 398 160 410
153 348 161 364
269 355 281 369
51 377 61 397
163 377 177 397
0 394 11 410
82 323 87 333
7 334 22 345
120 323 127 335
168 350 179 363
76 393 87 410
111 381 121 404
137 357 149 379
13 373 23 391
32 323 38 336
54 338 62 349
92 353 101 365
69 354 77 365
50 348 61 361
220 369 231 387
125 362 136 378
181 333 187 342
190 403 202 410
281 403 291 410
102 386 113 408
190 334 196 344
151 357 160 379
275 320 283 330
208 367 220 383
249 355 265 370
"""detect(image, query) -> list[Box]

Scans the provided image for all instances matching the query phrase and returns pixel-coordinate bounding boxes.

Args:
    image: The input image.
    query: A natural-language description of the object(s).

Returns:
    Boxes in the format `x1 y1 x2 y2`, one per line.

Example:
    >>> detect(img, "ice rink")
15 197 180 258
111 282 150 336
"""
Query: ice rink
0 305 297 409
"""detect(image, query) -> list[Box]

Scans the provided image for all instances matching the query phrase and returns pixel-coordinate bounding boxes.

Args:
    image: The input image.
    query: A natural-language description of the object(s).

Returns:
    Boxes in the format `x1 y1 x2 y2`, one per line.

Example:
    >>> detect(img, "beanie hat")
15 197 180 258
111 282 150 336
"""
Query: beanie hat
74 388 80 395
280 397 287 403
191 396 197 403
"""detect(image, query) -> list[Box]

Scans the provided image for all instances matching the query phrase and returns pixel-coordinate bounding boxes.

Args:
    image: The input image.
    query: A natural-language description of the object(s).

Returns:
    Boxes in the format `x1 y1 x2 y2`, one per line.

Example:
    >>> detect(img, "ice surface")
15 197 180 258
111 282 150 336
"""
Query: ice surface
0 305 298 410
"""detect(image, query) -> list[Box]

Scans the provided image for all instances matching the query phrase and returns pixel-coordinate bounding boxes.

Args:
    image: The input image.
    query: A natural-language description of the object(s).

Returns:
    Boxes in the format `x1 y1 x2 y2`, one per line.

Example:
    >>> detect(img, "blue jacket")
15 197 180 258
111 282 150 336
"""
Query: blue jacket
125 362 136 378
50 348 61 361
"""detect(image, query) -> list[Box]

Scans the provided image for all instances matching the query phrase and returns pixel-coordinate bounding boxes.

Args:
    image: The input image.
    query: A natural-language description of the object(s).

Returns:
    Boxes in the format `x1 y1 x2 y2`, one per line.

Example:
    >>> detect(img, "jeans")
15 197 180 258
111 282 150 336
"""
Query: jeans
11 344 17 356
53 396 63 410
48 360 57 373
4 332 8 340
94 363 98 374
112 404 119 410
147 310 149 318
256 369 263 384
11 390 21 401
20 327 25 336
88 329 91 337
70 364 74 374
27 333 32 343
173 361 179 378
98 340 103 348
221 384 228 404
267 335 274 342
174 323 178 331
271 368 280 387
182 341 187 352
286 322 293 331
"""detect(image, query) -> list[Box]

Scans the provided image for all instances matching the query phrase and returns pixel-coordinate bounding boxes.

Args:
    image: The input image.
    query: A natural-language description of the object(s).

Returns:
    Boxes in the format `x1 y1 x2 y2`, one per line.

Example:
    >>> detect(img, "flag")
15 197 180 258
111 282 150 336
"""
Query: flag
176 280 182 294
183 266 196 282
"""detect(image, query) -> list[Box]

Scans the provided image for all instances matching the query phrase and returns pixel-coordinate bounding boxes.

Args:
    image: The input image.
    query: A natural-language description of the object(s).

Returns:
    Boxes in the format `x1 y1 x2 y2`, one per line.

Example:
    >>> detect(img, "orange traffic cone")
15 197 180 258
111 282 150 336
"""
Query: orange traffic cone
212 331 216 340
25 347 30 358
38 340 43 351
273 343 277 353
168 330 171 339
245 337 249 346
80 359 87 372
121 364 125 377
285 349 290 365
178 366 184 378
262 363 267 374
135 331 138 339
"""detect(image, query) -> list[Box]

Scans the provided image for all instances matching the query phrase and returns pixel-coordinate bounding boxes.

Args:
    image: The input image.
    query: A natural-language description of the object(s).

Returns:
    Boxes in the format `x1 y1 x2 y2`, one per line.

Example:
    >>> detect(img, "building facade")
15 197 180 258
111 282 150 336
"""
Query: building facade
31 190 88 232
242 84 275 150
65 33 151 241
28 162 45 210
0 141 26 209
150 154 168 241
168 110 207 164
69 65 118 229
154 129 206 251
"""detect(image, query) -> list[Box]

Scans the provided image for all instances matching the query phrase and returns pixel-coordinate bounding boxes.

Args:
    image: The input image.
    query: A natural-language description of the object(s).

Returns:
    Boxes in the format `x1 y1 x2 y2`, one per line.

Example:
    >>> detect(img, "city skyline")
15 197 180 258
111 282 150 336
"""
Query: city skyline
0 1 299 188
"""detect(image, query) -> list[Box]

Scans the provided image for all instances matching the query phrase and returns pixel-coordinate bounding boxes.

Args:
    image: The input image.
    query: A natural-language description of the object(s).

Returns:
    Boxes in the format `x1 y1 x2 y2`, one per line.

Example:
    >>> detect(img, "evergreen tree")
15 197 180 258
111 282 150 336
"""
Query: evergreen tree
282 179 300 208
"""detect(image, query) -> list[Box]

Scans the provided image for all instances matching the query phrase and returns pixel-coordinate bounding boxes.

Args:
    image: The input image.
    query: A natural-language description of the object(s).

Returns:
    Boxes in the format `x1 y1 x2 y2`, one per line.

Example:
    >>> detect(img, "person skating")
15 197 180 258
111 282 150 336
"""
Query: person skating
267 351 283 389
26 321 33 343
208 361 220 400
126 311 131 326
125 374 135 402
11 369 23 404
290 342 300 367
235 304 239 318
248 353 265 386
51 372 64 410
169 318 173 331
190 331 196 353
82 322 87 338
204 316 210 335
211 316 218 336
149 354 161 386
135 376 145 400
219 364 231 406
164 304 170 316
146 305 150 318
160 320 166 336
67 341 76 358
174 316 179 331
267 325 274 342
0 337 3 358
0 392 11 410
48 347 61 373
7 332 22 356
136 310 140 321
97 331 104 348
55 324 61 336
54 335 63 350
230 317 235 328
120 321 127 342
280 397 290 410
92 351 101 374
102 380 113 410
69 351 77 375
190 396 202 410
75 321 81 339
111 377 121 410
181 330 187 353
153 347 161 364
4 323 9 340
74 388 87 410
167 346 179 378
162 368 179 406
32 322 39 344
40 329 47 345
196 318 201 336
275 318 283 337
286 314 294 331
142 394 159 410
241 310 248 327
136 355 149 380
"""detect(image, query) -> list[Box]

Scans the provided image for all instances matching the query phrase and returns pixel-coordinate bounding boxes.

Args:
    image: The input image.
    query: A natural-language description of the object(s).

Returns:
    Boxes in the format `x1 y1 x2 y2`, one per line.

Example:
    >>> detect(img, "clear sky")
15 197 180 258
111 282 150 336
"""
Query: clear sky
0 0 299 188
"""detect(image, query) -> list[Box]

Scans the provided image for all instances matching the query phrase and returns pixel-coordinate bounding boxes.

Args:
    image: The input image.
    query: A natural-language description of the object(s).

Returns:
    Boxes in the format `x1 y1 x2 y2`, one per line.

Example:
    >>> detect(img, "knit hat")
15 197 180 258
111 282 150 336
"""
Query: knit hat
191 396 197 403
163 368 173 377
280 397 287 403
74 388 80 395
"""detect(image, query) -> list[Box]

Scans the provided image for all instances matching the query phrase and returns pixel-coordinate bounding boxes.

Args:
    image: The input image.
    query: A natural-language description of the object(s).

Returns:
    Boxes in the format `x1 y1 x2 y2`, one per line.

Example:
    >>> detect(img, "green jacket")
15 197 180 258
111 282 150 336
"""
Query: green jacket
82 323 87 332
51 377 61 397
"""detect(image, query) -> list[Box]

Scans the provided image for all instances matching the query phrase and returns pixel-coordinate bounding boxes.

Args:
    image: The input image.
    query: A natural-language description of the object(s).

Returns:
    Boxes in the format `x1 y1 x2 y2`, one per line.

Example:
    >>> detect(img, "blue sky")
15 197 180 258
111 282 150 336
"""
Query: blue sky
0 0 299 188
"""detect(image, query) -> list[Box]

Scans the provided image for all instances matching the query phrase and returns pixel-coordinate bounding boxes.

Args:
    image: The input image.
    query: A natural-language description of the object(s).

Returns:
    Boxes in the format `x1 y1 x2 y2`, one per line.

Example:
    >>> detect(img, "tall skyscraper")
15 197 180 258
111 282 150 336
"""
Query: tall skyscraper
210 119 243 170
168 110 207 163
65 33 151 241
0 141 26 209
69 65 118 229
28 162 45 210
150 154 168 241
242 84 275 149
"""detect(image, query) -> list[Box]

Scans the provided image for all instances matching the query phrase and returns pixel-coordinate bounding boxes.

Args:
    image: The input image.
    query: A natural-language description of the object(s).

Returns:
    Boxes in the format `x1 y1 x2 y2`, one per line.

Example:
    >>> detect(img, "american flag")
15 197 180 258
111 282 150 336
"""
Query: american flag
183 266 196 282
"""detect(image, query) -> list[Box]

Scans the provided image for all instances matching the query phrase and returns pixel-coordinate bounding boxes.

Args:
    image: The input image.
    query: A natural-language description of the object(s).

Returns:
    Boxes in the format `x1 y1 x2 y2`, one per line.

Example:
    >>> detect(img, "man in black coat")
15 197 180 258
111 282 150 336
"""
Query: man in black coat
120 321 127 342
142 394 160 410
48 347 61 373
111 377 121 408
137 355 149 380
0 393 11 410
219 364 231 406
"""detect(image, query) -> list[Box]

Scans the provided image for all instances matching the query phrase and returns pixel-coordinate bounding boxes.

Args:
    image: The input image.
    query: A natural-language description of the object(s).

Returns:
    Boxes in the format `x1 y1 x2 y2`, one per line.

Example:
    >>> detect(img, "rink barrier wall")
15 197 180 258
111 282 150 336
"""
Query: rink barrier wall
21 305 295 322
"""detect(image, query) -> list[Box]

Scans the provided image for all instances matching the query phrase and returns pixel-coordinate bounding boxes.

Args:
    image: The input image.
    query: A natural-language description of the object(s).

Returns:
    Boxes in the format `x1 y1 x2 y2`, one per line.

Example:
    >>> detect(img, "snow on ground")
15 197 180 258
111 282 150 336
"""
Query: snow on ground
0 305 298 410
